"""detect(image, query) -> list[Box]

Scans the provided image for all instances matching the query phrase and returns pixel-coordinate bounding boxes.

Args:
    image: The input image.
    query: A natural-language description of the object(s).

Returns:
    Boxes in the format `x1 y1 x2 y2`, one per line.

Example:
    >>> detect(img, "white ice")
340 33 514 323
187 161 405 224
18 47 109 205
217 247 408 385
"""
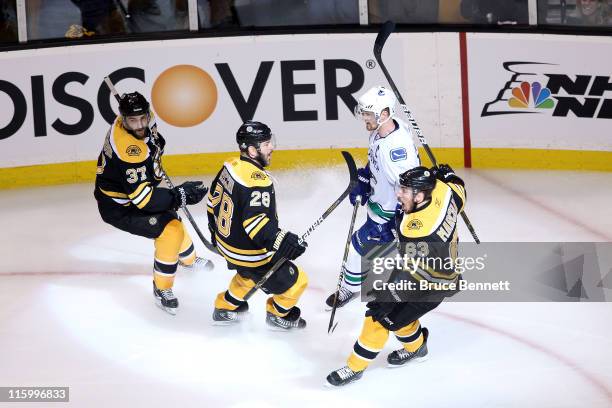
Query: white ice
1 167 611 408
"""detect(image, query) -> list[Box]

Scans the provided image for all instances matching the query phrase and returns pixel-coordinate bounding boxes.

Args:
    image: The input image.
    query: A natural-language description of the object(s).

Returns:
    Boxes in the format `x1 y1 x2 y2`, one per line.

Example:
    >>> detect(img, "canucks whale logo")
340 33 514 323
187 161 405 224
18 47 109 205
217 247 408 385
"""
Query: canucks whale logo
508 81 555 110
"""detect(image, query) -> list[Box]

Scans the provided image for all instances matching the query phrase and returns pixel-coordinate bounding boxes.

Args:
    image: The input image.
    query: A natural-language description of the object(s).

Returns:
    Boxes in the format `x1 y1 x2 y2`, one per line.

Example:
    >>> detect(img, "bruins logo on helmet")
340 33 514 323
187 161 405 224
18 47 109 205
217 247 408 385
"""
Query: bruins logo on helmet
126 145 142 156
251 171 266 180
408 219 423 230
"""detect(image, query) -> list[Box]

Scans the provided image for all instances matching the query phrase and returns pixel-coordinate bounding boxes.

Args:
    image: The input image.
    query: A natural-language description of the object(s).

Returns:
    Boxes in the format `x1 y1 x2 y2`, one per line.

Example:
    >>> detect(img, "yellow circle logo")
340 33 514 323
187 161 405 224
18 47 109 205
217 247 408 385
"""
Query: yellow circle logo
151 65 217 127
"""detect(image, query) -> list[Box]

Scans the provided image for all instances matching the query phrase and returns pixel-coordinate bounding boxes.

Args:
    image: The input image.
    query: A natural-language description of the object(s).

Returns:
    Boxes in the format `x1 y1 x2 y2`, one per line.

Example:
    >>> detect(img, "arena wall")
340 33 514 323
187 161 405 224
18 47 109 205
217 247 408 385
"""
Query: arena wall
0 32 610 188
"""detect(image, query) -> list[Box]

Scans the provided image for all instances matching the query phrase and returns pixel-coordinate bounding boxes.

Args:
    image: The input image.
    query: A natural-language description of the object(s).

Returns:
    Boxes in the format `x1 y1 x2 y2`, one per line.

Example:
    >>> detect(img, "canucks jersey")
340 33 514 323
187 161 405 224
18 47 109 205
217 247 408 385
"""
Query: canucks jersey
368 119 420 224
207 157 280 270
395 178 467 284
94 115 174 213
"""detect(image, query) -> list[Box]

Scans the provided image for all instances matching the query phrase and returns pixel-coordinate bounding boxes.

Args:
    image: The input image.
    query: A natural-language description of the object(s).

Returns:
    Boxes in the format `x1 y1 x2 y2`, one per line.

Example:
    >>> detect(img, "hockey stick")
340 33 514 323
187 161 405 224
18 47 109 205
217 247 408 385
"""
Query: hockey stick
373 21 480 244
114 0 131 19
103 77 219 256
243 151 358 301
327 196 360 334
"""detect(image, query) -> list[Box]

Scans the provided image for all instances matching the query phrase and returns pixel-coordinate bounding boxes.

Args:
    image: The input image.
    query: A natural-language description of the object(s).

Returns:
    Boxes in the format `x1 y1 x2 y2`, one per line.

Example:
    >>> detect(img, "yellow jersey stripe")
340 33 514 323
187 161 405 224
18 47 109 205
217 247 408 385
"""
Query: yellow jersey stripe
128 182 150 200
218 252 273 268
99 188 129 198
135 188 153 209
243 213 265 228
131 184 152 206
448 183 466 211
248 217 269 240
216 235 269 255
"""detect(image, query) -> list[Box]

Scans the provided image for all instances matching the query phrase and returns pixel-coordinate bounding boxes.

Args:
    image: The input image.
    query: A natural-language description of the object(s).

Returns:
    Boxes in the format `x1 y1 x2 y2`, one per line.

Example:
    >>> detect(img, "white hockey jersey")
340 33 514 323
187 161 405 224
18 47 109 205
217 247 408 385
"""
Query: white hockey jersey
367 119 420 224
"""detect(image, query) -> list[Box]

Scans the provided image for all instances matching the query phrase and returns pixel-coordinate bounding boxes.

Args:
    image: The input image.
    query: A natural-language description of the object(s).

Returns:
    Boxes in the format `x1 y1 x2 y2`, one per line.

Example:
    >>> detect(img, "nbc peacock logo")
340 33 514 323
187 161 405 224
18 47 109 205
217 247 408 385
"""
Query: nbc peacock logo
508 81 555 110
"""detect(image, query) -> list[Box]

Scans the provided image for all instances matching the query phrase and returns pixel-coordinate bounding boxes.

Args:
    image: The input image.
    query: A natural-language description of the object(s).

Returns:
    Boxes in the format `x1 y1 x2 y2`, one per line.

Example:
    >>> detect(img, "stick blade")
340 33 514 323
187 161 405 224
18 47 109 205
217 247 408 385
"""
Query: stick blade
340 151 358 188
374 20 396 58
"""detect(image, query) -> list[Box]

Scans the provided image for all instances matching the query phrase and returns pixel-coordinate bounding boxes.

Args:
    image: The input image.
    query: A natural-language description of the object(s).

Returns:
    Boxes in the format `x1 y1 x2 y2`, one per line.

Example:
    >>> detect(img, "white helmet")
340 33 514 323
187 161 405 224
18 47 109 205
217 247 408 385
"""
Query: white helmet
354 86 396 127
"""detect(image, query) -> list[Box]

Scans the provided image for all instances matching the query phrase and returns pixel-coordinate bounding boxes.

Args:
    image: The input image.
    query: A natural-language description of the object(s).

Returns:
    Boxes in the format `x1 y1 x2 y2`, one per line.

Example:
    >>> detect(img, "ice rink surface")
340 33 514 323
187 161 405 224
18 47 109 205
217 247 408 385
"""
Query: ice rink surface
1 166 611 407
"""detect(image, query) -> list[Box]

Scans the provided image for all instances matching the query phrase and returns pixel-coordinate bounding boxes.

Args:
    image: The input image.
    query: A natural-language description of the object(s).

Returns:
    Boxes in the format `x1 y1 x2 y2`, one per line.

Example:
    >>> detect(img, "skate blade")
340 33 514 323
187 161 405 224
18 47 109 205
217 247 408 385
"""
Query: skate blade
266 324 306 332
212 318 244 326
387 355 429 368
154 299 177 315
324 378 360 388
212 312 250 326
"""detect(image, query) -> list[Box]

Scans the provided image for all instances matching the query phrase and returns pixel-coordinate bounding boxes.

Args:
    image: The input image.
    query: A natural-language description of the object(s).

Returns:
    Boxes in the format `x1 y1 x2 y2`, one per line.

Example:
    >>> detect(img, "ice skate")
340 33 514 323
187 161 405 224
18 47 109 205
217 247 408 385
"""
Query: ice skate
212 302 249 325
325 286 358 311
326 366 364 387
153 281 178 315
387 327 429 367
266 306 306 331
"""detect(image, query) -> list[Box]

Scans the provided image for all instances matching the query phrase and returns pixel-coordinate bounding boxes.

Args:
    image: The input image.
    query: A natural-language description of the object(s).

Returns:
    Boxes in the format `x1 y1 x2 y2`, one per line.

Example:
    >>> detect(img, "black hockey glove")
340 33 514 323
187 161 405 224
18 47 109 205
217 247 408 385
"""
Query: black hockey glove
273 230 308 261
172 181 208 209
349 166 370 206
435 164 464 187
365 301 397 324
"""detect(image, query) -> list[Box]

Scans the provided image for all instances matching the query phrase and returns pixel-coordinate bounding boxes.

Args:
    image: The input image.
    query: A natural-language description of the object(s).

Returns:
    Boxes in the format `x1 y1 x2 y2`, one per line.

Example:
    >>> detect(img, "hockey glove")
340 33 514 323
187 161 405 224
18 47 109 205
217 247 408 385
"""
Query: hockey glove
273 230 308 261
435 164 464 187
368 219 397 243
172 181 208 209
349 166 371 206
365 301 397 324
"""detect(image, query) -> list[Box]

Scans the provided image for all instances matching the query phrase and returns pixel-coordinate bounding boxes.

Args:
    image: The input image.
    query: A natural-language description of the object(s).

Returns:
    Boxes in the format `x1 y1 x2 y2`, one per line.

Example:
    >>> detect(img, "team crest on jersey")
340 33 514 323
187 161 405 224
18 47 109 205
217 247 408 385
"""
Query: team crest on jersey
390 147 407 162
251 171 266 181
408 219 423 230
126 145 142 156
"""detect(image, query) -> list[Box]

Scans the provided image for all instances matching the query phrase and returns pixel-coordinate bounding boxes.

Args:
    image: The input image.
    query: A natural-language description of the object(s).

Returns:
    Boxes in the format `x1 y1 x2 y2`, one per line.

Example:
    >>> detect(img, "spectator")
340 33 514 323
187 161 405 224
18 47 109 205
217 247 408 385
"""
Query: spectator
0 1 17 43
128 0 161 16
460 0 528 24
573 0 611 25
369 0 439 24
69 0 126 36
210 0 238 27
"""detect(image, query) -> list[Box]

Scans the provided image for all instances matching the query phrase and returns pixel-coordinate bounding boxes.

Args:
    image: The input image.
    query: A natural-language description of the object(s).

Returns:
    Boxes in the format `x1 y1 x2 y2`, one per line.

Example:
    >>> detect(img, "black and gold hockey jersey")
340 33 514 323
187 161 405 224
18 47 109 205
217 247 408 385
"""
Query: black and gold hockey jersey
94 115 174 213
207 156 280 270
395 178 467 285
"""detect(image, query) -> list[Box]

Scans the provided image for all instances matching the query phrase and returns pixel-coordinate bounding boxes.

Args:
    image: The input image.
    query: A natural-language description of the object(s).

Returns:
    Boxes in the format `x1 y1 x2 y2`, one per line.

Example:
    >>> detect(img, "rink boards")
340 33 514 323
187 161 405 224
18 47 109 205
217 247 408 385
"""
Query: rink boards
0 32 611 187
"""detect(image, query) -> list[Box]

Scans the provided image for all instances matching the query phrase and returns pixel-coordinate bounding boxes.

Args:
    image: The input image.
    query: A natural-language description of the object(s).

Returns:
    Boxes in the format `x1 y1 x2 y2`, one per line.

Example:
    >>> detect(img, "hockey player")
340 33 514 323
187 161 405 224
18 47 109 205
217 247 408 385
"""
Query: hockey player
207 121 309 330
326 165 466 386
326 85 420 309
94 92 208 315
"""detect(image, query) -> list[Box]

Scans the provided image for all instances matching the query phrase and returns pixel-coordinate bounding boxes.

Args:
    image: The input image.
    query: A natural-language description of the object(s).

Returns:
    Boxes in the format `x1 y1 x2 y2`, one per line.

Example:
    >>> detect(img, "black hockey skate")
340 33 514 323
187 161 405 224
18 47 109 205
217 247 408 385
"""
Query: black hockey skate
212 302 249 325
387 327 429 367
325 287 358 311
326 366 364 387
153 281 178 315
266 306 306 331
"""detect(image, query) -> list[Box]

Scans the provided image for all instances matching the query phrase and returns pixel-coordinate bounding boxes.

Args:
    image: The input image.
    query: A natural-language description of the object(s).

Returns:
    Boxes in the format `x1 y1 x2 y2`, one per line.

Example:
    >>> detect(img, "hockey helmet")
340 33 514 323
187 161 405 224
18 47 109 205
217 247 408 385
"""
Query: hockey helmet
354 86 396 125
119 92 150 117
236 121 273 151
399 166 436 193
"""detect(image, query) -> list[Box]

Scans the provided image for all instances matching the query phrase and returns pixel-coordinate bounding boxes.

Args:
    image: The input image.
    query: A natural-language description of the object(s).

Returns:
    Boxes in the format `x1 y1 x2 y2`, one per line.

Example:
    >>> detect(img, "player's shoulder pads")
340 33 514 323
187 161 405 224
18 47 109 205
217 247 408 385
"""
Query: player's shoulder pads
224 157 272 188
109 117 149 164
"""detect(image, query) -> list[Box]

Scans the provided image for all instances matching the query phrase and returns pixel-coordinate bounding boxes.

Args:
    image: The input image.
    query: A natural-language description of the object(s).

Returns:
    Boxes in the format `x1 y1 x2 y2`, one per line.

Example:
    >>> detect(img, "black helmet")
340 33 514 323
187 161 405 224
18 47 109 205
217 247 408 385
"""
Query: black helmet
399 166 436 192
236 121 272 151
118 92 150 117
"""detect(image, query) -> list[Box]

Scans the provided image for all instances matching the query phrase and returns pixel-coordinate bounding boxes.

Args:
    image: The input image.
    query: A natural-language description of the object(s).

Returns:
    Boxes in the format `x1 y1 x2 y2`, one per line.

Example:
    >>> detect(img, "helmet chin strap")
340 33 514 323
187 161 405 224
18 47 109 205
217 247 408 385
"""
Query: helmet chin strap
375 113 392 132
